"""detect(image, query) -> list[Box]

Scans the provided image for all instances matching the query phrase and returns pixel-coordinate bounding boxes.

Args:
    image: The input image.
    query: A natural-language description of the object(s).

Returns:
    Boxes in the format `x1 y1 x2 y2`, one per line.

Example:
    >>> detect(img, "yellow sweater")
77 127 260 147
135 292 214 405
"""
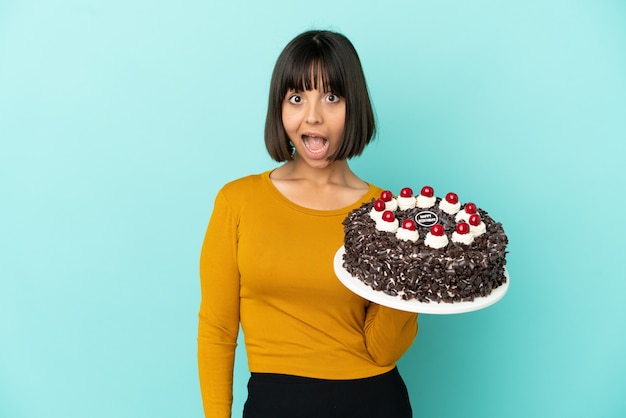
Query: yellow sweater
198 171 418 418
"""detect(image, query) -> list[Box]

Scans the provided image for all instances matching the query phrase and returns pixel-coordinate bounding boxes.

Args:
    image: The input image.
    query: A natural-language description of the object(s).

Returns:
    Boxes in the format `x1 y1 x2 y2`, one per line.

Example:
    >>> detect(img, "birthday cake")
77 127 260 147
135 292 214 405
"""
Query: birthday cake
341 186 508 303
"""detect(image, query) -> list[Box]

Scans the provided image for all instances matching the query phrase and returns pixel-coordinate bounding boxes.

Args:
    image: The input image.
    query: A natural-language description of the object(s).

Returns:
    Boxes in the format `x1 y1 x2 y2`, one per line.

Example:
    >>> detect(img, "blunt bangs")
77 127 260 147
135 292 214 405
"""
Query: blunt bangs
265 30 376 162
280 49 345 98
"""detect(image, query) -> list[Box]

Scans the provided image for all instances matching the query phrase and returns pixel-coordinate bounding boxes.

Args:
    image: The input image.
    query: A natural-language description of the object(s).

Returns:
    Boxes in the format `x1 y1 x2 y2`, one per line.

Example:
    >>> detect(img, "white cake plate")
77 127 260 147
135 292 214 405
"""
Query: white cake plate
333 246 509 314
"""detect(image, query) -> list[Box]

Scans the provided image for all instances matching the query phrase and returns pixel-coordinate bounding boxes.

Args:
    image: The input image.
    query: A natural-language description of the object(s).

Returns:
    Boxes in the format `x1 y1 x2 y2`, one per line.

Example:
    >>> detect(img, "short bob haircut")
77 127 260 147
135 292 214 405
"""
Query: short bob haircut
265 30 376 162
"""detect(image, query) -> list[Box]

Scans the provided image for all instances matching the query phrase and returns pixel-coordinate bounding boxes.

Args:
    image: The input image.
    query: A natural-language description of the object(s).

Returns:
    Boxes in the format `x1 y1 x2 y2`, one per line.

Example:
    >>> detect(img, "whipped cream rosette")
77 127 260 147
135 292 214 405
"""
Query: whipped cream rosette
375 210 398 232
369 199 387 222
379 190 398 211
451 222 475 245
468 213 487 237
455 202 478 222
424 224 449 249
396 187 416 211
439 192 461 215
415 185 436 208
396 219 419 242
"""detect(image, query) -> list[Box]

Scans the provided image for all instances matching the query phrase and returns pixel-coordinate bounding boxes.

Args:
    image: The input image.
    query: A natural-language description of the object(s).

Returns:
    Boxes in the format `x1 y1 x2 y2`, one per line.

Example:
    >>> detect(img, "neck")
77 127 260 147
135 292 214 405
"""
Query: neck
269 157 369 210
279 157 354 185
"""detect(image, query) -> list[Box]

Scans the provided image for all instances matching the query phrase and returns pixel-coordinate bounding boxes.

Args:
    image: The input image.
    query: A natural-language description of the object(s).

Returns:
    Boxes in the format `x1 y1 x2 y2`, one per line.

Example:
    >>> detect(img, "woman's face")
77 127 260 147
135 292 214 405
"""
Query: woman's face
281 86 346 168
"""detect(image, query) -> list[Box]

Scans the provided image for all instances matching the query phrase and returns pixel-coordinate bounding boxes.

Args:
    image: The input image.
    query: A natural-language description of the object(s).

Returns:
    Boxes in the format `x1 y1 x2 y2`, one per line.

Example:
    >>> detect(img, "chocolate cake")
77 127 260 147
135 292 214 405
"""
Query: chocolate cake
342 187 508 303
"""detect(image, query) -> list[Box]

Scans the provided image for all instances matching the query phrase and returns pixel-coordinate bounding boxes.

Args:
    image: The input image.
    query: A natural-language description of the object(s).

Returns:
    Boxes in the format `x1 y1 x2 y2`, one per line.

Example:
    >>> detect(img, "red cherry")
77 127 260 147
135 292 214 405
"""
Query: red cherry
456 222 470 234
400 187 413 198
430 224 444 236
446 192 459 204
382 210 395 222
402 219 417 231
420 186 434 198
469 214 481 226
380 190 393 202
464 202 477 214
373 199 386 212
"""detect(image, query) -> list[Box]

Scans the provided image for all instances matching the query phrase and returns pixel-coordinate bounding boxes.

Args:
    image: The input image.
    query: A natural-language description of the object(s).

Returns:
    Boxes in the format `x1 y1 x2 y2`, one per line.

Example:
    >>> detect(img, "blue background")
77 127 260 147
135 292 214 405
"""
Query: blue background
1 1 625 417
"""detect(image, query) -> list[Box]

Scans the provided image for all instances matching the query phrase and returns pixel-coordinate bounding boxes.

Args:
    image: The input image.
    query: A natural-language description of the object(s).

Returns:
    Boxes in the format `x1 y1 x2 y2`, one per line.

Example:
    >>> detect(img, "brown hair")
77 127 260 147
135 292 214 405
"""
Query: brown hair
264 30 376 162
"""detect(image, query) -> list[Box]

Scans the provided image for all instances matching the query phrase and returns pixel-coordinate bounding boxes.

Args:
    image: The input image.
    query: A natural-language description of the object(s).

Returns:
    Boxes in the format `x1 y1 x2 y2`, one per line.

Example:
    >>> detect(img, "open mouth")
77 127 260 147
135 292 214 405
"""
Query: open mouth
302 134 329 154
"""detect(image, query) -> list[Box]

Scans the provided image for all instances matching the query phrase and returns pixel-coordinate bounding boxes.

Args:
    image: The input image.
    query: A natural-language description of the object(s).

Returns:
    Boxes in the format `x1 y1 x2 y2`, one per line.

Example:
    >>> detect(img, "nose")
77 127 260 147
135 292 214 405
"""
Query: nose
305 100 323 124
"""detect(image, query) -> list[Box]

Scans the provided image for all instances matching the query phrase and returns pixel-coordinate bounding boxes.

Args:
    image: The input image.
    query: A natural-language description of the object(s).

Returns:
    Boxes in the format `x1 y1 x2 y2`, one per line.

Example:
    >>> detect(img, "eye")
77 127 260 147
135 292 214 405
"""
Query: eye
326 93 341 103
288 94 302 104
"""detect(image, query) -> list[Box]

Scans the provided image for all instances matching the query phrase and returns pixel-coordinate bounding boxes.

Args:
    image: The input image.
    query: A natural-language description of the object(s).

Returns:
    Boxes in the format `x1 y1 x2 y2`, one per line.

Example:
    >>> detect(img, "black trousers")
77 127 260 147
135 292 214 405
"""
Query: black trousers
242 367 412 418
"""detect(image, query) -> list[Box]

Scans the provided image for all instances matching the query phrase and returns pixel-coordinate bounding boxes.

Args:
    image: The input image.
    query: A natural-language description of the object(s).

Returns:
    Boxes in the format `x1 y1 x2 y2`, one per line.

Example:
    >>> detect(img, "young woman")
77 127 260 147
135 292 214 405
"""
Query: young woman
198 30 419 418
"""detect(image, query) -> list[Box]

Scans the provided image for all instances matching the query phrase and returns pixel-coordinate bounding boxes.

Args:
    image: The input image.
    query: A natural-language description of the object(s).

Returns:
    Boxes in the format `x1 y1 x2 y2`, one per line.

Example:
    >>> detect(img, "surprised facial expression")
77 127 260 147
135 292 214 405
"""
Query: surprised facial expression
281 87 346 166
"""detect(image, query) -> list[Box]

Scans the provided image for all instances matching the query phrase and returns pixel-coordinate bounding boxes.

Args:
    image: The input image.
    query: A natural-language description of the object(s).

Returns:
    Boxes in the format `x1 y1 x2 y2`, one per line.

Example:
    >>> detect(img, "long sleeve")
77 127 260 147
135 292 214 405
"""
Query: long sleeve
198 190 241 418
363 305 418 367
198 173 419 415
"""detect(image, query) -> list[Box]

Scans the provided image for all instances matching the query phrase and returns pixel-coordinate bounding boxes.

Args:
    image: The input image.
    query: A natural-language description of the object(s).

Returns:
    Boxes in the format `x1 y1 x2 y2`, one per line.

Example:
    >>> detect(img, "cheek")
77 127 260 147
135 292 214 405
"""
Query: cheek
331 113 346 134
281 108 297 131
281 115 295 134
281 117 301 142
332 106 346 128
